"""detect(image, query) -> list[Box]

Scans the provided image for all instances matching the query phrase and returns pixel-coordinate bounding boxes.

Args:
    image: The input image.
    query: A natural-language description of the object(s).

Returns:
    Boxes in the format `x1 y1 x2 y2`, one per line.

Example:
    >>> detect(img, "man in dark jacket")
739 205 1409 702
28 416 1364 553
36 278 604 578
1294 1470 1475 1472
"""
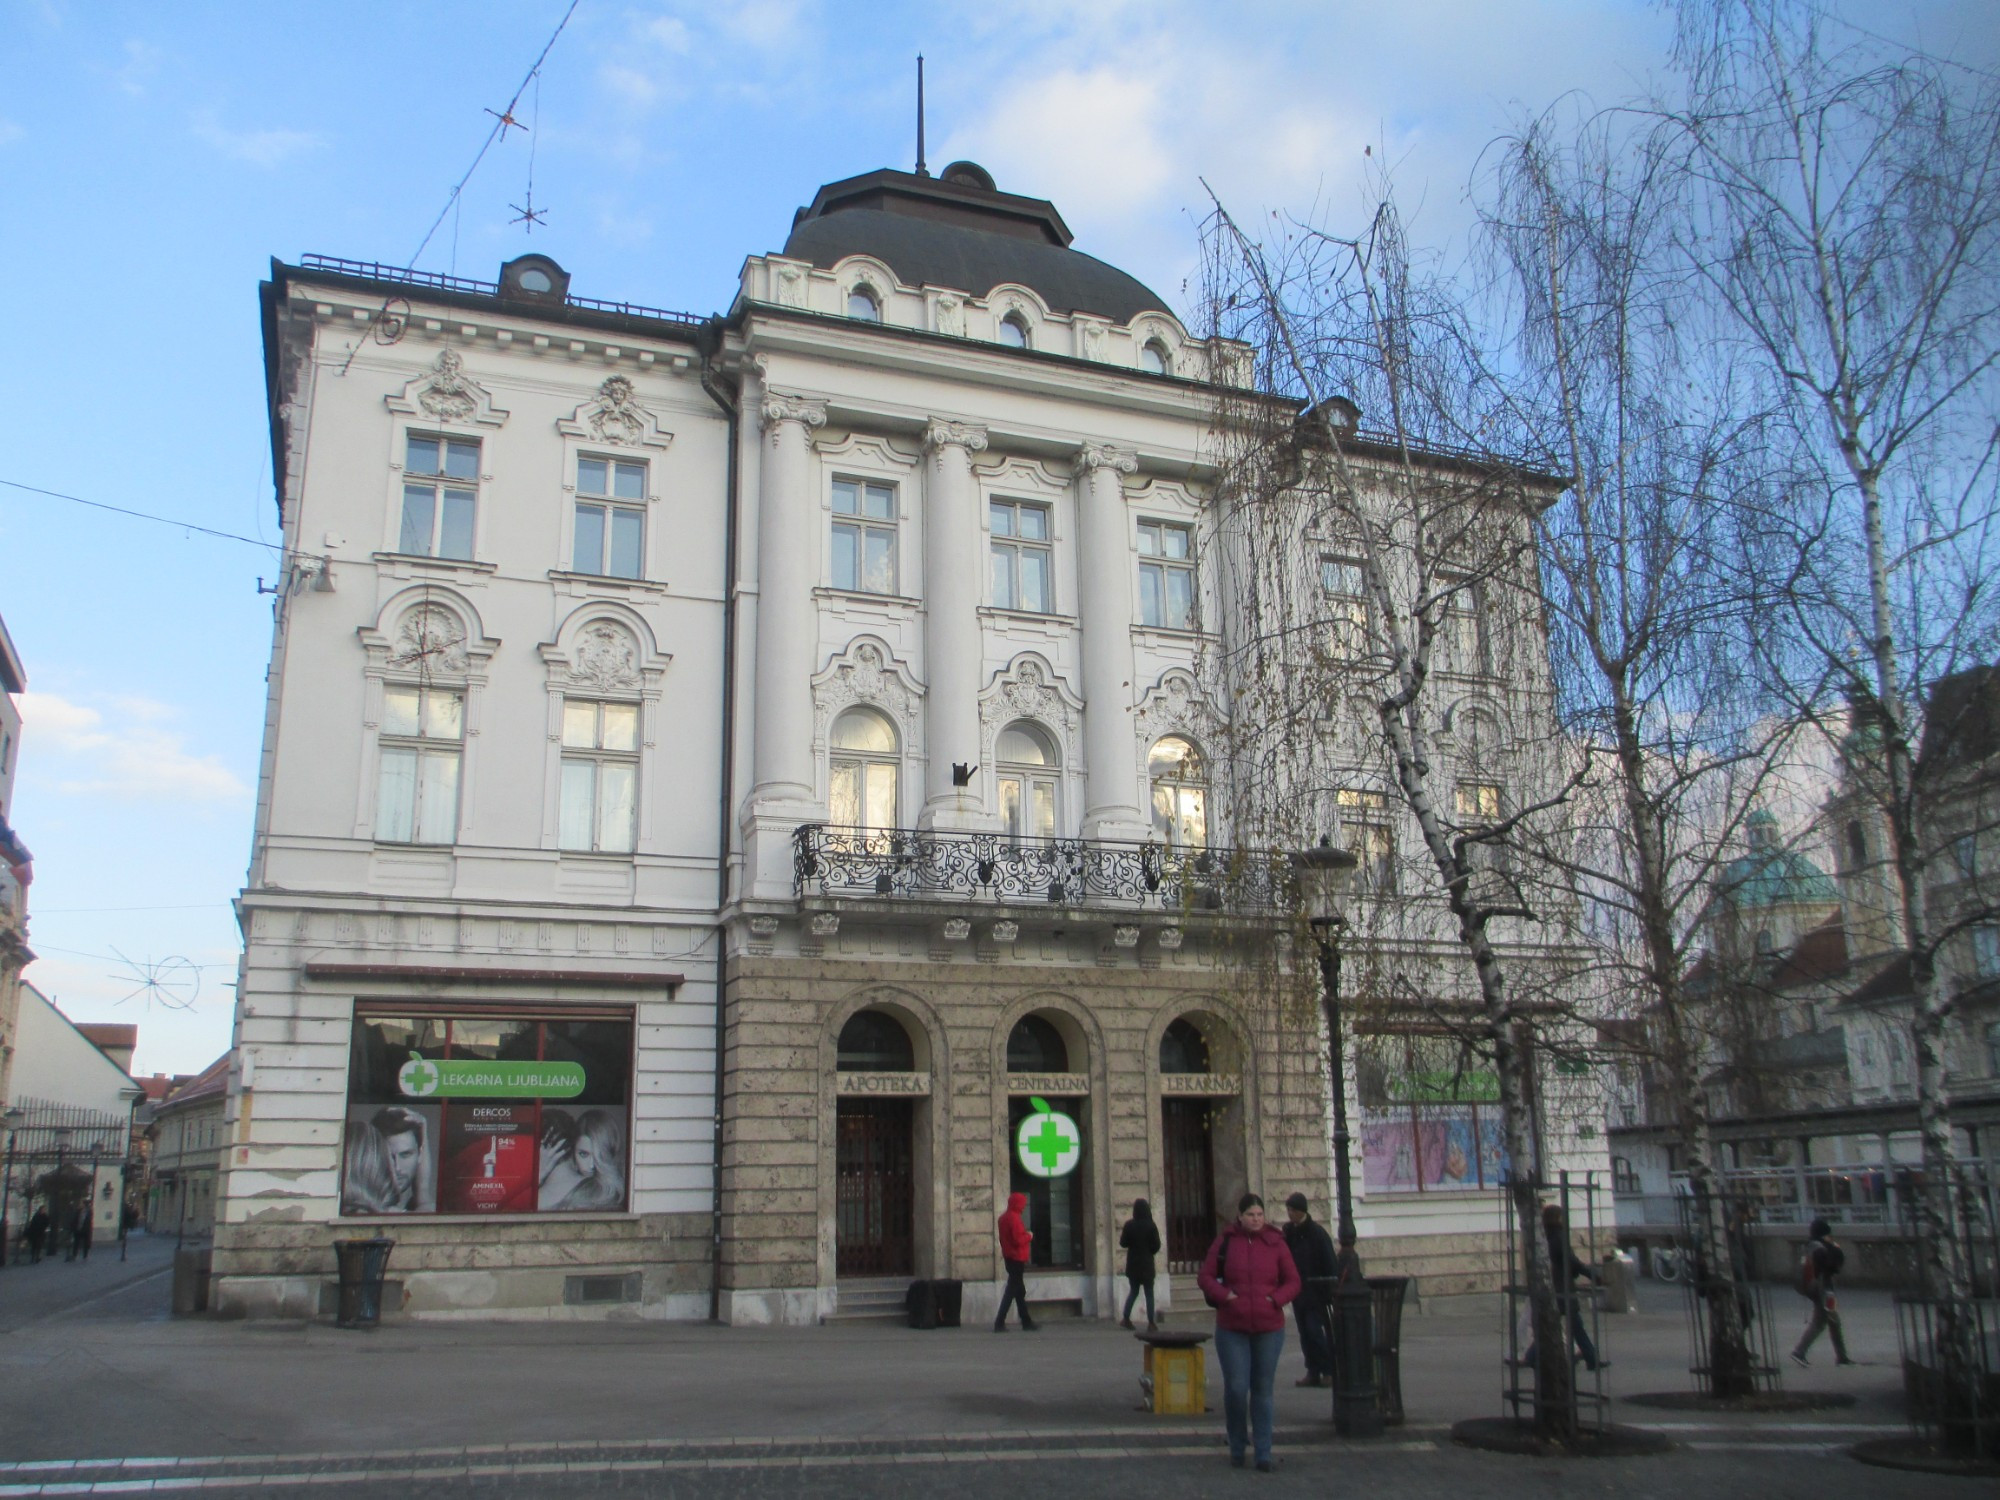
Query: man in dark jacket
23 1204 50 1264
1790 1217 1853 1367
1283 1192 1337 1387
993 1191 1037 1332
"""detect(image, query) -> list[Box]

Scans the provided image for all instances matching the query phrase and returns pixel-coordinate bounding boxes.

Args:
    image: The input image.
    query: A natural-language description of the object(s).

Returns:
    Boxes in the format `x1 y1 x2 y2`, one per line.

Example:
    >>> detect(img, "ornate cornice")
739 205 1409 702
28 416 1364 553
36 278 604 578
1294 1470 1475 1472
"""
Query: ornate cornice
923 418 989 455
1076 441 1138 478
761 392 829 432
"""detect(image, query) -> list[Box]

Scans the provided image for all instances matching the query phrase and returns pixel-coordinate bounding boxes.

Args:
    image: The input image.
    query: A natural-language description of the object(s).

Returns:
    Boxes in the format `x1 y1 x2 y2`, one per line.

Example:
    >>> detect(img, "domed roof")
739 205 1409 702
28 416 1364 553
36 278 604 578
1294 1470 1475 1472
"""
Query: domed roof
780 165 1173 325
1718 809 1839 909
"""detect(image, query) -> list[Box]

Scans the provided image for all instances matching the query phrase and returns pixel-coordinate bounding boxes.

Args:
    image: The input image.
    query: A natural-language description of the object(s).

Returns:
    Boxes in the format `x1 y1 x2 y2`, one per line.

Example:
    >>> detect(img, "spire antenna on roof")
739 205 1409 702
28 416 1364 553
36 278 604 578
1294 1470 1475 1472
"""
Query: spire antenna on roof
916 54 929 177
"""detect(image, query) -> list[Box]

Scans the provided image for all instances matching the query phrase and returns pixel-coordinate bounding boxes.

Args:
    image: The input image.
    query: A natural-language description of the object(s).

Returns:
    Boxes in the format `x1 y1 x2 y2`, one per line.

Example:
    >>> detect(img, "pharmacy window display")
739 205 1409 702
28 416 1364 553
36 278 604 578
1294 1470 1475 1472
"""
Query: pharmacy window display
341 1009 633 1216
1355 1032 1510 1194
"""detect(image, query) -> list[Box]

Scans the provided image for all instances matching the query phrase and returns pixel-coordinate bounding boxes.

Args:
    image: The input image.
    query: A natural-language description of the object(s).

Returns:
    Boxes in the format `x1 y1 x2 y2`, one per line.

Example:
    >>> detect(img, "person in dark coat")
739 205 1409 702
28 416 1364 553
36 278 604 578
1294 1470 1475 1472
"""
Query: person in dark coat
67 1204 93 1263
1118 1198 1161 1330
1282 1192 1337 1386
23 1204 50 1264
1790 1217 1853 1367
1523 1203 1598 1371
1199 1193 1302 1472
993 1191 1037 1332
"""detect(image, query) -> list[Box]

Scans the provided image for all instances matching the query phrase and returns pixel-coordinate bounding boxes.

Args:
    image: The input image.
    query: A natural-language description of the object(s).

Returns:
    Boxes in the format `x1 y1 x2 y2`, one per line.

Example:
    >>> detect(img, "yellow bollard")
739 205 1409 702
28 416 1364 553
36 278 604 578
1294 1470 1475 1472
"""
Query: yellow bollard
1142 1341 1208 1414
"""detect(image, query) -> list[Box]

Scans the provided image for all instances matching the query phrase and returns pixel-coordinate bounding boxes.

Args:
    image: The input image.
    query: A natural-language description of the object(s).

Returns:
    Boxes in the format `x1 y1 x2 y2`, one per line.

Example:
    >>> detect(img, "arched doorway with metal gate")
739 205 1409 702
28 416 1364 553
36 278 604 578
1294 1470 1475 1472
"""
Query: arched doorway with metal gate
833 1007 922 1278
1154 1011 1250 1274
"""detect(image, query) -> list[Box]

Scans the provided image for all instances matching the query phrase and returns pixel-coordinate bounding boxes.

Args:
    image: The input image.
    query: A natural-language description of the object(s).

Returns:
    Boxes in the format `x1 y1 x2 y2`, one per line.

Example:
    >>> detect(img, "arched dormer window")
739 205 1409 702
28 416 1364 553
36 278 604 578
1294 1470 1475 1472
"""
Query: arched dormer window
830 706 899 829
998 312 1031 349
1148 735 1207 848
847 285 882 322
1140 339 1171 375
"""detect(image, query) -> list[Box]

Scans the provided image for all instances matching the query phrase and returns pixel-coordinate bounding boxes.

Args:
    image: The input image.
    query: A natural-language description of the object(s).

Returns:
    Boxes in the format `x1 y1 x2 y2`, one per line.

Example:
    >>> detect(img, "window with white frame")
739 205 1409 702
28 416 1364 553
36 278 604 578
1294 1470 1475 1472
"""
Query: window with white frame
990 499 1053 613
559 699 639 853
1339 786 1395 891
376 684 463 844
831 478 898 594
1140 340 1171 376
997 722 1060 843
1974 924 2000 980
1148 736 1207 848
1437 574 1488 673
574 455 646 579
829 707 899 832
1455 779 1509 878
400 434 480 560
1137 520 1196 630
998 312 1030 348
847 285 883 322
1321 556 1367 654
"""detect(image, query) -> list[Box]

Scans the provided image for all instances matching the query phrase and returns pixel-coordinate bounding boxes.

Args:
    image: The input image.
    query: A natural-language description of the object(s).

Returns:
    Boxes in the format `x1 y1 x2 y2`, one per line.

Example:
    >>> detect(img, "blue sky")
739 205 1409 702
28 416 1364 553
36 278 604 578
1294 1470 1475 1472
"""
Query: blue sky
1 0 1992 1077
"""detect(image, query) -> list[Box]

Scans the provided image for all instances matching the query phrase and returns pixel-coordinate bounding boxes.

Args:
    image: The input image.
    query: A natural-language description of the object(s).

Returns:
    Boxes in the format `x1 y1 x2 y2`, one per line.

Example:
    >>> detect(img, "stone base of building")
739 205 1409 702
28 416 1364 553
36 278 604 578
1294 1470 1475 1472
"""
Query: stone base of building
210 1212 712 1321
1363 1229 1509 1297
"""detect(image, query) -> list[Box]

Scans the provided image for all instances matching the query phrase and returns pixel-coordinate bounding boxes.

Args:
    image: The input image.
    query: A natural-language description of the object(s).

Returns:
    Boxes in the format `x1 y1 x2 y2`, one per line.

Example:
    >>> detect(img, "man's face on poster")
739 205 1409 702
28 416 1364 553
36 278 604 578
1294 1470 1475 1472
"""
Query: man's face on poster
384 1128 422 1199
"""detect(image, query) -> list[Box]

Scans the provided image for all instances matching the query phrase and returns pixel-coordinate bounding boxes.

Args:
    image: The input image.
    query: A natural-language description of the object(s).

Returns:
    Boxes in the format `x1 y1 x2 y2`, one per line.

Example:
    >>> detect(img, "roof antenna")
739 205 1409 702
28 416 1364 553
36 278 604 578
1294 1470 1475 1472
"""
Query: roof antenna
916 54 929 176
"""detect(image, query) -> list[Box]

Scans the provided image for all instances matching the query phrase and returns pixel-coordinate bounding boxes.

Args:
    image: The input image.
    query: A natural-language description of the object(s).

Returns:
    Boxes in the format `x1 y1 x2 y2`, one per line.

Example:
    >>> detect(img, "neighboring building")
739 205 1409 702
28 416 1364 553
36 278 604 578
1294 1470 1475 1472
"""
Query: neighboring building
130 1070 195 1228
147 1053 229 1238
0 611 31 1111
3 985 142 1252
219 160 1605 1323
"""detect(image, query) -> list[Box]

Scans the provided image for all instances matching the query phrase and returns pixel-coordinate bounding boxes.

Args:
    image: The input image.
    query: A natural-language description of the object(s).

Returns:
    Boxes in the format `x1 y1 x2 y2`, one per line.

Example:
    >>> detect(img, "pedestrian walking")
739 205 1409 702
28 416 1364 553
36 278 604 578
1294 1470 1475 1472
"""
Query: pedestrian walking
993 1190 1037 1332
1118 1198 1161 1330
1522 1203 1599 1371
1790 1217 1854 1368
1199 1192 1301 1473
24 1204 49 1265
1281 1192 1336 1387
68 1204 93 1263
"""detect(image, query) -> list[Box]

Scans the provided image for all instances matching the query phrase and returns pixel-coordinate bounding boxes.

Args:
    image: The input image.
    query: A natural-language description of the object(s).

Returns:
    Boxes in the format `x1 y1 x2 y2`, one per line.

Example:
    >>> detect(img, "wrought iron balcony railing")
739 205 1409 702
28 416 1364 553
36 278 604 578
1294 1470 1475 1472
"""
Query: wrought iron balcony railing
793 824 1292 915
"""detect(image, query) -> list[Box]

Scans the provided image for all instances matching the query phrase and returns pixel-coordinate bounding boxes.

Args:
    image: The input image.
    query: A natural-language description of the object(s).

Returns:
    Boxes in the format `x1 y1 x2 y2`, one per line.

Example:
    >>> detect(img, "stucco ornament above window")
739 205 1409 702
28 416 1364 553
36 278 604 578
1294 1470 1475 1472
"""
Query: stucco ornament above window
813 636 925 747
386 348 510 428
388 605 470 676
558 376 674 451
567 621 642 691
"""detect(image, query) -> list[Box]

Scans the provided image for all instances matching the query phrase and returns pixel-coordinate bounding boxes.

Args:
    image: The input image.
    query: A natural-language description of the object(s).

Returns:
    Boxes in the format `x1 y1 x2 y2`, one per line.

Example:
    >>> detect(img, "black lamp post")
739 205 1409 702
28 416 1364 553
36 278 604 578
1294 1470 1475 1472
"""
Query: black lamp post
0 1106 23 1269
1292 839 1383 1439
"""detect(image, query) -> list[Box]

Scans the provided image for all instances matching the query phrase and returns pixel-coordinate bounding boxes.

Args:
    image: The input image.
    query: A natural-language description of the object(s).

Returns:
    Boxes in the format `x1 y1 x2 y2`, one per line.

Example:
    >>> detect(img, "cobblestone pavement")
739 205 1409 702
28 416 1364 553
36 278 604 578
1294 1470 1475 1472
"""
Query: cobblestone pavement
0 1256 1965 1497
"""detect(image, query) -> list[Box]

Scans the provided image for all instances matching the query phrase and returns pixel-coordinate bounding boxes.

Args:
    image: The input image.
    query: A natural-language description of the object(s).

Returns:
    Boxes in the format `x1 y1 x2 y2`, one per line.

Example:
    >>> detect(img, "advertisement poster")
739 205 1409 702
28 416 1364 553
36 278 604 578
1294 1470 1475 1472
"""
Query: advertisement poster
340 1103 441 1214
537 1105 629 1211
439 1103 539 1213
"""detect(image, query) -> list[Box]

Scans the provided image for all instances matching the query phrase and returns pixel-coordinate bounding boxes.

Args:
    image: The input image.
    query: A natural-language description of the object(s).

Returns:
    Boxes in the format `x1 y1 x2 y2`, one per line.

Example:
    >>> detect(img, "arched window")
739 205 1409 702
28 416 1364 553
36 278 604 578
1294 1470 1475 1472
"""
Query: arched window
998 312 1030 349
830 707 898 829
1148 735 1208 848
1140 339 1170 375
847 285 882 322
1846 819 1867 866
837 1010 915 1071
1159 1018 1209 1075
997 721 1059 841
1007 1013 1069 1072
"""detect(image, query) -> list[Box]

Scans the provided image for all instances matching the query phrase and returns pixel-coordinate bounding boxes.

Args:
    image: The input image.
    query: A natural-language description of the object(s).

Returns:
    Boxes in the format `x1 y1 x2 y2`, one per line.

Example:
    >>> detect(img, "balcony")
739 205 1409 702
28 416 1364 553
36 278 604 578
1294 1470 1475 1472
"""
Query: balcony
792 824 1292 917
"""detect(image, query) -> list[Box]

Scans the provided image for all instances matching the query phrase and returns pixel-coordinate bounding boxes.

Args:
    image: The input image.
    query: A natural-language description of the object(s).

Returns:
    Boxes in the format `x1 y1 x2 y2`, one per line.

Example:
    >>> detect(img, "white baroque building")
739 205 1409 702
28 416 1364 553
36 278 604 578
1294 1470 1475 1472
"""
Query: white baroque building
217 162 1603 1323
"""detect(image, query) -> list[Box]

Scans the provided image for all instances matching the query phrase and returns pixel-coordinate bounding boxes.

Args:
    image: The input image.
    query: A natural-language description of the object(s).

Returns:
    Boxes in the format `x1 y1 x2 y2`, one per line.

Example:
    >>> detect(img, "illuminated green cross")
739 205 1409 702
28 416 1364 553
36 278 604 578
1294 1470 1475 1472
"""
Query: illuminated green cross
1025 1116 1071 1171
400 1056 440 1096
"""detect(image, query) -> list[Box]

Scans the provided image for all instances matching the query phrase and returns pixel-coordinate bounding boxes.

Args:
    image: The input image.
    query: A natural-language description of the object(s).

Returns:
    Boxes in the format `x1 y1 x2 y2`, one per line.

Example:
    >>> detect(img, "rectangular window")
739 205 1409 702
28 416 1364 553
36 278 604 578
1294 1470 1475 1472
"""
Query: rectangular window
573 456 646 579
1137 520 1196 630
1438 574 1487 673
1357 1033 1508 1194
990 499 1053 613
1338 787 1395 892
341 1010 632 1217
832 479 898 594
1321 556 1367 653
400 435 479 561
1952 834 1979 883
376 684 463 844
559 700 640 853
1974 925 2000 981
1456 781 1502 823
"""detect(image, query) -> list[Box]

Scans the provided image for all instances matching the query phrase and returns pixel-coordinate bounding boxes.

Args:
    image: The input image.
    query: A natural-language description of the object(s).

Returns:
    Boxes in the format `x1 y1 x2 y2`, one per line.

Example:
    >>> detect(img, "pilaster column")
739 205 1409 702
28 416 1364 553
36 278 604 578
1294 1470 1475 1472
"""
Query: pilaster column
1075 442 1150 842
921 418 992 830
750 391 827 805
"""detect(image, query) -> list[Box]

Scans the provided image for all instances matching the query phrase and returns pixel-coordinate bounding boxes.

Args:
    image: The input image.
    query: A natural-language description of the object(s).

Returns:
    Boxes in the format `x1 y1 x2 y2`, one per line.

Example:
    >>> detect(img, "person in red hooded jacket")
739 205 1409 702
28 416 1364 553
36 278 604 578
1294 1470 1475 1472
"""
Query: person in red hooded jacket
993 1190 1037 1331
1199 1193 1301 1471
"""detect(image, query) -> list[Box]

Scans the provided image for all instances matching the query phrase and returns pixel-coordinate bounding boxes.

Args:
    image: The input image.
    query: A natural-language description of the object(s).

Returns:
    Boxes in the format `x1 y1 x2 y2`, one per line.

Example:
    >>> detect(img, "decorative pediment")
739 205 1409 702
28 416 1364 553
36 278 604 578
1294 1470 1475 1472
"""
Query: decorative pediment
385 348 508 428
1134 669 1228 774
558 375 673 451
538 606 670 697
979 652 1084 768
813 636 924 746
358 592 499 682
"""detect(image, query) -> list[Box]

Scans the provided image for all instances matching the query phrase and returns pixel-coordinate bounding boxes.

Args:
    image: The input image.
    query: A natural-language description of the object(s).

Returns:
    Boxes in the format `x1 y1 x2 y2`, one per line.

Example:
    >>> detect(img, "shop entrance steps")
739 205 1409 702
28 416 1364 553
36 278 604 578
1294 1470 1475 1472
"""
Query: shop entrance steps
829 1276 912 1322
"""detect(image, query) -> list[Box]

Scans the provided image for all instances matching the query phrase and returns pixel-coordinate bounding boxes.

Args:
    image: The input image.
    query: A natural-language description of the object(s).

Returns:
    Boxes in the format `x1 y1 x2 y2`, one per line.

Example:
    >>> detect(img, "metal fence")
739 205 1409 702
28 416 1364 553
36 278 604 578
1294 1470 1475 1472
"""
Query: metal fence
1501 1171 1611 1433
1891 1159 1999 1460
1672 1186 1785 1397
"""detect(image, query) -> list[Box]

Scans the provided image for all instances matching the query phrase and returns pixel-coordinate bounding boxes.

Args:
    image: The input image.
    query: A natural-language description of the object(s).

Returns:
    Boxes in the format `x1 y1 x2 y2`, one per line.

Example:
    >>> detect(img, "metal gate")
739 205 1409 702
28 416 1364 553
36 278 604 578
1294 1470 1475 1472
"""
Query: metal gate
1162 1098 1215 1273
835 1099 914 1278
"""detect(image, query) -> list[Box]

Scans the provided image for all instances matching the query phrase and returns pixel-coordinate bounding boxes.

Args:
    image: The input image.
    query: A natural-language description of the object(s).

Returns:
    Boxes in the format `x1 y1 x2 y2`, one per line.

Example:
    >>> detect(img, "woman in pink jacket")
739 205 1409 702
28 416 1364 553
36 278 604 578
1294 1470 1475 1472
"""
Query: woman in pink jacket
1198 1192 1302 1471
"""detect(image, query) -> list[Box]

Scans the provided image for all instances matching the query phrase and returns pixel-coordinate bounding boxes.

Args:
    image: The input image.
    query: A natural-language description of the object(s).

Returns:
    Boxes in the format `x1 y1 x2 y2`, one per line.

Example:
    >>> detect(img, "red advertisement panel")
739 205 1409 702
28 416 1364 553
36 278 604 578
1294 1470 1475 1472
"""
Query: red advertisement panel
438 1103 538 1213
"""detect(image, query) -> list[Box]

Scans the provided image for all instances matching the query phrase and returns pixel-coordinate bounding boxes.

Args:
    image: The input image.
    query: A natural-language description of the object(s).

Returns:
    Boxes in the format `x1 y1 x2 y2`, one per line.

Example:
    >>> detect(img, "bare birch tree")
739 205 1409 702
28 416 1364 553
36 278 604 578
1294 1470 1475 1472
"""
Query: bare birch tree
1666 0 2000 1437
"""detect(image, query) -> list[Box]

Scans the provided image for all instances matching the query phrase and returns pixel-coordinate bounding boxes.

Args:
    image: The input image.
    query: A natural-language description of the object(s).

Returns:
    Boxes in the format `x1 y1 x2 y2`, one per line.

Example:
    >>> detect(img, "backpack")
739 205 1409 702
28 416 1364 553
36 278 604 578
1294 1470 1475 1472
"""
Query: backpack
1796 1238 1844 1297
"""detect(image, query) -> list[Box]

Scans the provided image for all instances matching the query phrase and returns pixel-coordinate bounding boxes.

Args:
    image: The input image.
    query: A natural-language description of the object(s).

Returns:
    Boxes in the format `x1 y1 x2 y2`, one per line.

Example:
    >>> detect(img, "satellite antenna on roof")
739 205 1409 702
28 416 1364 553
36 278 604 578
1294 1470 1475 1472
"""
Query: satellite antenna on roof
916 54 929 176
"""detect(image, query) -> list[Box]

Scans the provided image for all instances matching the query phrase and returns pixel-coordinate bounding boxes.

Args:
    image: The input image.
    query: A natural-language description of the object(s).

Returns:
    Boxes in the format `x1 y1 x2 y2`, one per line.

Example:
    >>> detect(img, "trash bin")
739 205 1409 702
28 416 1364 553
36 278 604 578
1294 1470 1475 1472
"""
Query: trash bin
932 1278 964 1327
906 1278 939 1329
171 1243 212 1316
334 1237 395 1328
1601 1250 1637 1314
1366 1275 1410 1426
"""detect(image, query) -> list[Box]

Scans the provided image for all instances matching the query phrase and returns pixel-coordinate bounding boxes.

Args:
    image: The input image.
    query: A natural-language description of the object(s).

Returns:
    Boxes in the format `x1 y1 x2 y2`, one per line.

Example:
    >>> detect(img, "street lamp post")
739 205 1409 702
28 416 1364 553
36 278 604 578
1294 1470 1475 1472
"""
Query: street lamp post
0 1106 24 1270
1292 840 1383 1439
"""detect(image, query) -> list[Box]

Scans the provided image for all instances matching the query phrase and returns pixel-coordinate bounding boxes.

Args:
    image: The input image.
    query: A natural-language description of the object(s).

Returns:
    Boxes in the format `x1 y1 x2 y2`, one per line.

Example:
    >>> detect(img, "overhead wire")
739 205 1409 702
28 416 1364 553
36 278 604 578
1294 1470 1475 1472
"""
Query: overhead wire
0 476 282 553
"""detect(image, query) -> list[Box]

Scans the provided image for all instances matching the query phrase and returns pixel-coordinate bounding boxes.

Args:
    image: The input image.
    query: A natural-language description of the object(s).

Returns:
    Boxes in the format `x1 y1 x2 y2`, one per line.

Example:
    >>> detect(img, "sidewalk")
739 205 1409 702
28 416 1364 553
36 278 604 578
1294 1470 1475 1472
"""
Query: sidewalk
0 1227 174 1335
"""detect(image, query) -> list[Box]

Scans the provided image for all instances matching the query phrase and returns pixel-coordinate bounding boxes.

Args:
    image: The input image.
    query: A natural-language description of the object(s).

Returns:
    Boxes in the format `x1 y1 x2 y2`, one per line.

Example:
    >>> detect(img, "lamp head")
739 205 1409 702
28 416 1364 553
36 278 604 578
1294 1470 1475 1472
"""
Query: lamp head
1290 837 1358 928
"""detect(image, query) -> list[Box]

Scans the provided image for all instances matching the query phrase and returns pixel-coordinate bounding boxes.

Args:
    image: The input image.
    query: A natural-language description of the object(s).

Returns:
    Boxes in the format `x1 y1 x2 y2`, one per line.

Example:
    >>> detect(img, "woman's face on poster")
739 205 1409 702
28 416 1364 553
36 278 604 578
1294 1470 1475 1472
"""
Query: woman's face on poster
573 1133 598 1179
384 1129 423 1198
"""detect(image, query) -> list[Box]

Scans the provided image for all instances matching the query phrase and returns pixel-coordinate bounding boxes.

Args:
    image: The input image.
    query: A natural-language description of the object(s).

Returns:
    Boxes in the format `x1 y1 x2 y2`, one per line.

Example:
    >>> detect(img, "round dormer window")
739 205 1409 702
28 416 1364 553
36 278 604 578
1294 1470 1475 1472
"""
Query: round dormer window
998 313 1030 349
517 267 554 294
848 285 882 322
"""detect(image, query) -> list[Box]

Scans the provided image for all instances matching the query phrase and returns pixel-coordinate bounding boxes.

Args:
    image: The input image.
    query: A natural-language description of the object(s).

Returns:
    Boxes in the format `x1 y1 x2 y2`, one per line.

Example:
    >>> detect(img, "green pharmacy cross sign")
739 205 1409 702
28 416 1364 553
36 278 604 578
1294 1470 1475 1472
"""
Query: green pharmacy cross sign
1016 1097 1081 1179
397 1053 585 1100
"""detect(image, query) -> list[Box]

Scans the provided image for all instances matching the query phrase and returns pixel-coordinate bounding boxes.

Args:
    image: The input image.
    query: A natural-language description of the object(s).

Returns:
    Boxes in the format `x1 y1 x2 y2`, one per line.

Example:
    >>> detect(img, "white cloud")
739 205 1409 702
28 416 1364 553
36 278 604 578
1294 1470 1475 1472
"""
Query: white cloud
110 37 159 98
18 691 249 802
191 109 326 168
942 68 1174 220
0 119 23 148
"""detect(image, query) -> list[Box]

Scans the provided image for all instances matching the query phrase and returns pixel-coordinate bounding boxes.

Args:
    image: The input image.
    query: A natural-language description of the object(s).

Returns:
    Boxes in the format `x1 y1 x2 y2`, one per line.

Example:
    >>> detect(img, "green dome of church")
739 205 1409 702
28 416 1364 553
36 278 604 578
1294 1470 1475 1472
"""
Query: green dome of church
1718 809 1839 908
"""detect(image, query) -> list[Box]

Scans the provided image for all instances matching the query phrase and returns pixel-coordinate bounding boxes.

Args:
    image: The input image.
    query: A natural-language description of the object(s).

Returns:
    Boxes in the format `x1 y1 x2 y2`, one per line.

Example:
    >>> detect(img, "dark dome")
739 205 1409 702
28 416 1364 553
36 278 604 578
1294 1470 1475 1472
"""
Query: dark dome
780 167 1173 326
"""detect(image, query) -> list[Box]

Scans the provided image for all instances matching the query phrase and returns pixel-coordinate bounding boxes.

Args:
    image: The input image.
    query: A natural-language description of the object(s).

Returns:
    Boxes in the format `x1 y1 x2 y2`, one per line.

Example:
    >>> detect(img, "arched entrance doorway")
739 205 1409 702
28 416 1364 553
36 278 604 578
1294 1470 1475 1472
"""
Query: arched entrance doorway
834 1009 920 1278
1004 1012 1088 1270
1158 1015 1246 1272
